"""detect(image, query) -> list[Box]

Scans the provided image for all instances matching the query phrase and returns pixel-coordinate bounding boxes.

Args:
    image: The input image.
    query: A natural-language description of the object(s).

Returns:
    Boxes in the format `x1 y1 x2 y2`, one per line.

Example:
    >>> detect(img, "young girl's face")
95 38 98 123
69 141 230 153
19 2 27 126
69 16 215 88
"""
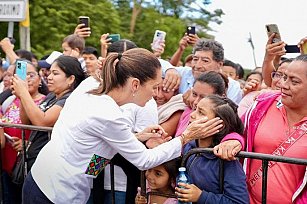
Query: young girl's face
190 98 216 123
145 165 170 192
189 81 216 110
153 79 176 107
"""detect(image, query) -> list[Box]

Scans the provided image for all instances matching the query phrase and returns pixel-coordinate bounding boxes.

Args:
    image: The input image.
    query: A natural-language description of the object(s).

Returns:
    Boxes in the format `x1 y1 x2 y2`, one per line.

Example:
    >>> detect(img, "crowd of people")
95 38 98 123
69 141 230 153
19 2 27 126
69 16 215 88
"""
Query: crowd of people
0 21 306 204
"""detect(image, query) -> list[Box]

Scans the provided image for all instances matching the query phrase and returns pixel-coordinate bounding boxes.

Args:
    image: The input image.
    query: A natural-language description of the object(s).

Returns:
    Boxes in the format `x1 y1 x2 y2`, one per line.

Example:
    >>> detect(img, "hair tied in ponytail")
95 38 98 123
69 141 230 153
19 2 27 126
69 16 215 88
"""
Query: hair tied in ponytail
117 53 122 60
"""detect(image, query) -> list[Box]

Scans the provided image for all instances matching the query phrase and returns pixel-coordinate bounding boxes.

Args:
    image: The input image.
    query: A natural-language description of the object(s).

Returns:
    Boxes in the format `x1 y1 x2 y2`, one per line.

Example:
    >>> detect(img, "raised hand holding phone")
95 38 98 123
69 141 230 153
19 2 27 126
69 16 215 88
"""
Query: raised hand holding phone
187 26 195 35
11 62 29 98
186 26 199 45
74 16 91 38
298 36 307 54
78 16 90 29
265 24 281 43
151 30 166 51
108 34 121 43
16 60 27 80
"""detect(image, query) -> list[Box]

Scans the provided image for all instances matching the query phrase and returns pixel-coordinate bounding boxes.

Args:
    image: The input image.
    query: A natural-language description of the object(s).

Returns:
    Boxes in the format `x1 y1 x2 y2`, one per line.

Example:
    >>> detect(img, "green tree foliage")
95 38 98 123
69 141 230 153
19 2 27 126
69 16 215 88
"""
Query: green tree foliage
1 0 223 61
29 0 120 57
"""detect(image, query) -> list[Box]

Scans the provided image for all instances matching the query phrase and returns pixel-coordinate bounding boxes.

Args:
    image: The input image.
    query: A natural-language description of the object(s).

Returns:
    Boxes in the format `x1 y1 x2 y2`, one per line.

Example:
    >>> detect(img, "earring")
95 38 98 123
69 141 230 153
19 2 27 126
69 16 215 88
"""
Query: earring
132 93 135 97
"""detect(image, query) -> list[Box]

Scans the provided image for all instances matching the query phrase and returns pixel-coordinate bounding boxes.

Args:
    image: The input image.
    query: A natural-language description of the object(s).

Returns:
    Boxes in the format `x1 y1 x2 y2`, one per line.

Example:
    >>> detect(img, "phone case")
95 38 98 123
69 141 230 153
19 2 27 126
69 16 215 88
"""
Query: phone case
16 61 27 80
152 30 166 50
78 16 90 28
109 34 120 43
187 26 196 35
285 45 300 53
265 24 281 43
302 42 307 54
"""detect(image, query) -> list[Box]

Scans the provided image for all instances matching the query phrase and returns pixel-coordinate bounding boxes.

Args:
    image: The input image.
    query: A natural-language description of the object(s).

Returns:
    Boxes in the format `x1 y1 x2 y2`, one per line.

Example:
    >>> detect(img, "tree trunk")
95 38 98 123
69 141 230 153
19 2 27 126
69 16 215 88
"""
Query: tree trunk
130 0 142 35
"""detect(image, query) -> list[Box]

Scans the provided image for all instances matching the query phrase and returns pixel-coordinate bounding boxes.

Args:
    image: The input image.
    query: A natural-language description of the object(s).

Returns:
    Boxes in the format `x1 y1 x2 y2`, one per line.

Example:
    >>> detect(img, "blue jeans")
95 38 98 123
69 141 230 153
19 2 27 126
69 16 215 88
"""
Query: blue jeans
2 171 22 204
103 190 126 204
22 171 53 204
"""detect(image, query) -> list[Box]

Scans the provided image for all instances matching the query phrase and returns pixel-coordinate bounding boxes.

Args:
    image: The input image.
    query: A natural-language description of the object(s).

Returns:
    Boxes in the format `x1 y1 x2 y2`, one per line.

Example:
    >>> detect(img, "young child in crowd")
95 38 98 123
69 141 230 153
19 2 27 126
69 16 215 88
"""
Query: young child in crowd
176 95 249 204
62 34 86 71
135 158 180 204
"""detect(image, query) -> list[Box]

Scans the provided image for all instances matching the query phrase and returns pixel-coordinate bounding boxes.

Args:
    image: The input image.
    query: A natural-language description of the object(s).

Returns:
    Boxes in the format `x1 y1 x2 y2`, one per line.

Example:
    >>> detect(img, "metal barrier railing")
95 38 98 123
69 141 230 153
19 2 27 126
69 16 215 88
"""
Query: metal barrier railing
181 148 307 204
0 122 52 203
140 147 307 204
1 122 307 204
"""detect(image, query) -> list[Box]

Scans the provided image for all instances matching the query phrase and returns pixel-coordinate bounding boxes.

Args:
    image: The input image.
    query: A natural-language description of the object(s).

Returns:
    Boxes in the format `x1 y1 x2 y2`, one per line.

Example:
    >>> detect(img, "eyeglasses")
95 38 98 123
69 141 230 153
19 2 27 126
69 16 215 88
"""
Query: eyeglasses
271 71 283 80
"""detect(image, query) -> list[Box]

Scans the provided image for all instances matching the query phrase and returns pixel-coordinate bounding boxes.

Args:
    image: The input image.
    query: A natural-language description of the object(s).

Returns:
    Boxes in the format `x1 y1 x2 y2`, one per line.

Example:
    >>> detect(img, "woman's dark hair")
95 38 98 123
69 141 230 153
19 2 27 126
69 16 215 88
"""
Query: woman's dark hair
15 50 34 62
204 95 244 146
53 56 86 90
194 71 229 96
245 71 263 82
89 48 161 95
293 54 307 76
38 79 49 95
160 157 181 192
279 57 293 66
107 39 137 54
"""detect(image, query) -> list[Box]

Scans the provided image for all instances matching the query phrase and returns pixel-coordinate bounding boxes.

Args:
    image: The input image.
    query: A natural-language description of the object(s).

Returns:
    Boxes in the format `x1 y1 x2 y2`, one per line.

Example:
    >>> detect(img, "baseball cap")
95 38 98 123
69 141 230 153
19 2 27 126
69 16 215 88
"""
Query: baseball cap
38 60 51 69
45 51 63 65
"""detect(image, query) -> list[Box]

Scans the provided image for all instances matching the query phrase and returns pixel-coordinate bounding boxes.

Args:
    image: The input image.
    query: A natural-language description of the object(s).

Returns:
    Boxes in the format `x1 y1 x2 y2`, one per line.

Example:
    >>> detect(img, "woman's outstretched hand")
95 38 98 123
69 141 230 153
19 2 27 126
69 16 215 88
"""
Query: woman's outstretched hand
182 117 223 145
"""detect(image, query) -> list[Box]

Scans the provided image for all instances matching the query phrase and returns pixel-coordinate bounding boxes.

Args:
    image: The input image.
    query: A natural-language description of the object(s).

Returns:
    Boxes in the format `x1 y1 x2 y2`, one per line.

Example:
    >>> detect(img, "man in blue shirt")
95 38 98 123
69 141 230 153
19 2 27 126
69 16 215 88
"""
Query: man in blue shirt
165 39 242 104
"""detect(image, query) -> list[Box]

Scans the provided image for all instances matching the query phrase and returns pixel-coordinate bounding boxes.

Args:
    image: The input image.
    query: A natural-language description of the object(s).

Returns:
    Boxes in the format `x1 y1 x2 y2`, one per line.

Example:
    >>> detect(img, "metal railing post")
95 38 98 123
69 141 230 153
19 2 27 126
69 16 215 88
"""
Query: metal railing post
110 163 115 204
261 160 268 204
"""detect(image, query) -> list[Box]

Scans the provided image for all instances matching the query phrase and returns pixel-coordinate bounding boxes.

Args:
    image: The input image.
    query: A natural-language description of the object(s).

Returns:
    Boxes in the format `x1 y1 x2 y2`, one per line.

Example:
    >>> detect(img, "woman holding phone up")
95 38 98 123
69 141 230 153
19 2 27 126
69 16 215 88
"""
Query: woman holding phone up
22 48 224 204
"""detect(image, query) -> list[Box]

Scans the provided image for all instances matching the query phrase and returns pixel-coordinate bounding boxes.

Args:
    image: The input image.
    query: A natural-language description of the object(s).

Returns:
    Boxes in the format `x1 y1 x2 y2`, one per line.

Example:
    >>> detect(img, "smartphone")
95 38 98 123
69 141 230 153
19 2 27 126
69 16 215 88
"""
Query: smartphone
108 34 121 43
187 26 196 35
285 45 300 53
265 24 281 43
16 60 27 80
302 42 307 54
4 133 14 144
152 30 166 50
78 16 90 28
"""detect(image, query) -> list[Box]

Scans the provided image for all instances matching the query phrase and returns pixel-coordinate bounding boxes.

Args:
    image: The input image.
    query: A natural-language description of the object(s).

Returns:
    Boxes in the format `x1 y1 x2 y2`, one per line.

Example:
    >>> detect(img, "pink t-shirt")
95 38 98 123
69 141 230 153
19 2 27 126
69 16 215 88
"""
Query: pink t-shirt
1 96 45 173
248 101 307 204
175 107 193 137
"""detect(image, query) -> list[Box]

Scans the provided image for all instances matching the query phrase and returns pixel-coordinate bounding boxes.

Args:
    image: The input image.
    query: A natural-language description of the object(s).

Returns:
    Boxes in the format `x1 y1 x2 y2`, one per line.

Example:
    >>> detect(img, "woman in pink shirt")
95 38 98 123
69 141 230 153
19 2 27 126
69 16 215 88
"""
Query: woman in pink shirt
243 54 307 204
175 71 228 137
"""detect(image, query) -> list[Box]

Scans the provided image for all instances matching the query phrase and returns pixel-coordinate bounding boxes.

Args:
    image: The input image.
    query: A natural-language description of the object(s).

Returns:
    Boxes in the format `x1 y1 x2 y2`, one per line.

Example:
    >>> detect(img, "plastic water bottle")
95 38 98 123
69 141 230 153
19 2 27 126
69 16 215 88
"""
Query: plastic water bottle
176 167 192 204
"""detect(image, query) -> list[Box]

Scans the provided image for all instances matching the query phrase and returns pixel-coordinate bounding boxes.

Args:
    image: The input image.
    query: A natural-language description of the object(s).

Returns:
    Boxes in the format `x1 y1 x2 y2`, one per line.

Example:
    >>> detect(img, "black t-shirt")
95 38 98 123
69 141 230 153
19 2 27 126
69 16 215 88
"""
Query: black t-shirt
0 89 12 105
26 92 71 172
